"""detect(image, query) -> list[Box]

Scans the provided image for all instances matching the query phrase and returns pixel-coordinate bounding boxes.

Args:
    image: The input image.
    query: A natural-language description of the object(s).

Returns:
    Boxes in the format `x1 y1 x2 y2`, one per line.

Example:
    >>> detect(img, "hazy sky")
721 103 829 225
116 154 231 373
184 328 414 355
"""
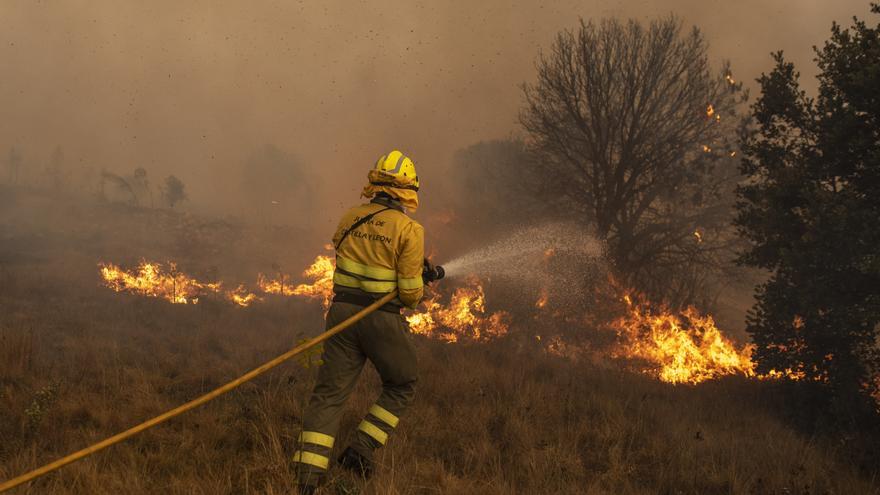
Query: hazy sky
0 0 874 223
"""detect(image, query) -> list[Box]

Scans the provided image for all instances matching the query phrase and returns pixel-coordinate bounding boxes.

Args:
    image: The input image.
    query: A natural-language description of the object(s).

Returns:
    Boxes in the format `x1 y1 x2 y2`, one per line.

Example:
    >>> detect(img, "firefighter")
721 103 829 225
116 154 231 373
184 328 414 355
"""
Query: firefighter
293 150 439 494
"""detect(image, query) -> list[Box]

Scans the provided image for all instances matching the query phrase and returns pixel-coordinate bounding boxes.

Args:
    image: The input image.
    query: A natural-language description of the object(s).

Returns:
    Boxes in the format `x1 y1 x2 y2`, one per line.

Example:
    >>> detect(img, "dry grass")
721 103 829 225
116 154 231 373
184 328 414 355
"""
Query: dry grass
0 188 877 494
0 266 877 495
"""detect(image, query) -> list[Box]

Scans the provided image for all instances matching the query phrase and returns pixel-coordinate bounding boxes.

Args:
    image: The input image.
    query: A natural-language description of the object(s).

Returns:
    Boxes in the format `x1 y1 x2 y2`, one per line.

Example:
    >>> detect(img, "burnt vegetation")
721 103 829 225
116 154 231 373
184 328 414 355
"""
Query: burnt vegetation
1 5 879 495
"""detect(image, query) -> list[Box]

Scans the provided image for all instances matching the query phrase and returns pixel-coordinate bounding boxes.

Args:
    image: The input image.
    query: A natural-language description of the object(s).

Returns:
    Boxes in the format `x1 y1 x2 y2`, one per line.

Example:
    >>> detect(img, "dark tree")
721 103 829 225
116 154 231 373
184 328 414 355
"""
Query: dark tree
161 175 187 208
520 16 747 304
735 6 880 415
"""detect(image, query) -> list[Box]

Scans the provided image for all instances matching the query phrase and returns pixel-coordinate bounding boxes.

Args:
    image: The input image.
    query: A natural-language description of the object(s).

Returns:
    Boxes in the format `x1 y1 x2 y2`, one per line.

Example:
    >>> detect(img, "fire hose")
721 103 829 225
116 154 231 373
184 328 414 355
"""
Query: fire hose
0 291 399 493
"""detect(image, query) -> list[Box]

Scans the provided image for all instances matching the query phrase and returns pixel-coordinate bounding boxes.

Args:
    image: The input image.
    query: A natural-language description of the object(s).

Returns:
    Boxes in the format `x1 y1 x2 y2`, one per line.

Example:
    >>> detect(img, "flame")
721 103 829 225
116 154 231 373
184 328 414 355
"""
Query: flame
693 230 703 243
406 279 509 343
726 74 736 85
609 293 807 384
99 261 220 304
706 104 715 118
535 288 549 309
289 255 335 310
611 294 757 384
257 256 335 310
702 144 712 153
228 284 260 307
257 273 291 295
98 260 257 306
99 254 507 343
99 256 844 391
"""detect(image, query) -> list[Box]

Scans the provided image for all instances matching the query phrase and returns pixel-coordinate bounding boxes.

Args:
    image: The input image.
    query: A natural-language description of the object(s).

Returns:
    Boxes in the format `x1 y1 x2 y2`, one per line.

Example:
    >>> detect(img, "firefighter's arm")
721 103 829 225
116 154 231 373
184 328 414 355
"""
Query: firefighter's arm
396 221 425 309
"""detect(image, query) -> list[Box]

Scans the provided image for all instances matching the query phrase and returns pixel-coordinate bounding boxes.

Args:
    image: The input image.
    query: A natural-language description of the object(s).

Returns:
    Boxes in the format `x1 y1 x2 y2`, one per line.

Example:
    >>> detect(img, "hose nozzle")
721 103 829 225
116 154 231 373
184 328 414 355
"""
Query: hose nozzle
422 259 445 284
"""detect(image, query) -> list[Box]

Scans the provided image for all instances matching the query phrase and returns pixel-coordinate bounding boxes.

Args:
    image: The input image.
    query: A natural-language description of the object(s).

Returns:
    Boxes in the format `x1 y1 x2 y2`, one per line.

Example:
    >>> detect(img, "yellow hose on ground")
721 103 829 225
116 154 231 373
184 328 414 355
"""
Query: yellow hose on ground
0 291 399 493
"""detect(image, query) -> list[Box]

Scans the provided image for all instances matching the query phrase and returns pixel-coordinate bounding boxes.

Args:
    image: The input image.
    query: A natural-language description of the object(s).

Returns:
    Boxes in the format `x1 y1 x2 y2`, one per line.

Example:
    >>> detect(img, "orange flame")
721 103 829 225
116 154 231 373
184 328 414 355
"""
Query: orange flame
99 261 218 304
290 255 336 310
611 294 757 384
535 287 550 309
257 256 335 310
406 279 509 343
98 260 259 306
257 273 291 295
228 284 261 307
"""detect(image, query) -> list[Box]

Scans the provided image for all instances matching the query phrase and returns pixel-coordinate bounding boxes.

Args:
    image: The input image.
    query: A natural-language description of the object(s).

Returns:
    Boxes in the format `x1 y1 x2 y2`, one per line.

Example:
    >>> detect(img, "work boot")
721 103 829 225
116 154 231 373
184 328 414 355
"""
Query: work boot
337 447 374 479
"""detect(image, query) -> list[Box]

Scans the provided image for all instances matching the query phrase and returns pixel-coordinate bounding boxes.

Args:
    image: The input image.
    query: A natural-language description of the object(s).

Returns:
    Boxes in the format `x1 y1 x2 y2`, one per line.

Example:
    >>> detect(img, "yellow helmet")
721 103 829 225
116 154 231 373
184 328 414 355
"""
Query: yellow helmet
373 150 419 191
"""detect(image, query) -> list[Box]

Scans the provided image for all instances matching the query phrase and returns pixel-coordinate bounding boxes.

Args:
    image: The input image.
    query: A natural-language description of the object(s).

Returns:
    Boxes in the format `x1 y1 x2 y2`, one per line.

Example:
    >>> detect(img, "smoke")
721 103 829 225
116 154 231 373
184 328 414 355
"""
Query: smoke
0 0 873 235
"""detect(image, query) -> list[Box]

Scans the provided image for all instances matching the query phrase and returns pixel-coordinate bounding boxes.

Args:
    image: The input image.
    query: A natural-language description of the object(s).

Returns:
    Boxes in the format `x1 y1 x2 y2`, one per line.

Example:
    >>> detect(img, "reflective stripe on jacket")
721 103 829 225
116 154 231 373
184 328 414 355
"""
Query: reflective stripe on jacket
331 200 424 308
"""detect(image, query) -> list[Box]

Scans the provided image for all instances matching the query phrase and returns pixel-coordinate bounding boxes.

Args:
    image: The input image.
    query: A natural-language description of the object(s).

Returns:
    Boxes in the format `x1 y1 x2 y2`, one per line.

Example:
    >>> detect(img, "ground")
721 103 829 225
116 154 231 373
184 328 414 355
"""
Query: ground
0 188 876 494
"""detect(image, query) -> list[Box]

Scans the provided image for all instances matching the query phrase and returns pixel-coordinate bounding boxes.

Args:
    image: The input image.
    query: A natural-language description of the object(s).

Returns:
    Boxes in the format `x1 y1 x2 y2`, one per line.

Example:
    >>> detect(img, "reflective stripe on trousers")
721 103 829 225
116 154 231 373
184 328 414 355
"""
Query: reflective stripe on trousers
292 431 335 471
294 302 417 482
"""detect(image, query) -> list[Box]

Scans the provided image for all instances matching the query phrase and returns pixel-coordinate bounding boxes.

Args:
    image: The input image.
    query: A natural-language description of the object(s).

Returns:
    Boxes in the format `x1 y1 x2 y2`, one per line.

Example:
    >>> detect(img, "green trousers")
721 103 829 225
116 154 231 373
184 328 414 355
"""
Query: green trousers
293 302 418 484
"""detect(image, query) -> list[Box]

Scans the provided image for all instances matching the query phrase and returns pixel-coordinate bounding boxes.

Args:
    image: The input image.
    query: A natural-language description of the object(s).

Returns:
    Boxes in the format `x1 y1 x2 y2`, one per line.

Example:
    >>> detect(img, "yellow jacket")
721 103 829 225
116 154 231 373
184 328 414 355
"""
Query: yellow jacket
331 197 424 308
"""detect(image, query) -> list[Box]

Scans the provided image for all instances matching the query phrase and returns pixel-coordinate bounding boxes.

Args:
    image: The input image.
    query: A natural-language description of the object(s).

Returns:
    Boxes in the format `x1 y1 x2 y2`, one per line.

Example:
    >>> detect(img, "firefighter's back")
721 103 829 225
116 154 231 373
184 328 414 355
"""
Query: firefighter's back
331 198 424 308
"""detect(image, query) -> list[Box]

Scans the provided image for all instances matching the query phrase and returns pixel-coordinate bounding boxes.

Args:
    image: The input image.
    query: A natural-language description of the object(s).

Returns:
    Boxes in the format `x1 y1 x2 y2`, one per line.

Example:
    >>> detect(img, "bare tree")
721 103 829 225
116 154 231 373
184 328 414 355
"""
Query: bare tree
520 16 747 305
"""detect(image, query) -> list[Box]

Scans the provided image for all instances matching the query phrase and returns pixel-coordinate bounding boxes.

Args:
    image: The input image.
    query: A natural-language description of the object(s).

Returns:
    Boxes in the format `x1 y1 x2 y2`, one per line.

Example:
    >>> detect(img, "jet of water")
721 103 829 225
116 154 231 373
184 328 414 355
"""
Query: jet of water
436 223 607 313
441 223 605 282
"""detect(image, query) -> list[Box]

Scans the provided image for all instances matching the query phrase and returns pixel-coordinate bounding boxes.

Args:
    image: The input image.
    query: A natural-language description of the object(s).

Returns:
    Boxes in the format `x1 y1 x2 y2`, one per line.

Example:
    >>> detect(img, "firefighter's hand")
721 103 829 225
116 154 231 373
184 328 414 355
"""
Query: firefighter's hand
422 258 445 284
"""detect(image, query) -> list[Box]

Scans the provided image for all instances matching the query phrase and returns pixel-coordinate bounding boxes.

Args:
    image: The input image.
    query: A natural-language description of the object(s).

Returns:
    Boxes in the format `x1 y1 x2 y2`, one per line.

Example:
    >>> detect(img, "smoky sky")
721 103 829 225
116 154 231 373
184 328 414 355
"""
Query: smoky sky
0 0 873 227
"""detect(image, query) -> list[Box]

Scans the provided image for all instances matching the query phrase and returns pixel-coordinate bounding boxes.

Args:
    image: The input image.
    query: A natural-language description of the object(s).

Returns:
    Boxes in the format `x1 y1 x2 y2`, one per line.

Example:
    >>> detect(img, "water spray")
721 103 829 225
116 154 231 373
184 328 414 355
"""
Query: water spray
439 223 604 281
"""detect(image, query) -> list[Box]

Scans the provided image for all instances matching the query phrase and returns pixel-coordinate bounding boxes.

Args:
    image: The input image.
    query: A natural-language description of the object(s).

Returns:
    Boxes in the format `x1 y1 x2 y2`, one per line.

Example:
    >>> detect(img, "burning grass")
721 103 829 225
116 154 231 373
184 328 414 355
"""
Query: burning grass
406 279 510 342
611 294 757 384
256 253 335 308
99 255 816 389
101 255 513 344
99 260 260 307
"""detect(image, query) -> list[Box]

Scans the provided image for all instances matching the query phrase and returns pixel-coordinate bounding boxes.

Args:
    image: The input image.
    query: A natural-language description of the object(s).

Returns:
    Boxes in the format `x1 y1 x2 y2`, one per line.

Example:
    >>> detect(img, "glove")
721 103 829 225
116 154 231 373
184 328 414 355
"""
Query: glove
422 258 445 284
